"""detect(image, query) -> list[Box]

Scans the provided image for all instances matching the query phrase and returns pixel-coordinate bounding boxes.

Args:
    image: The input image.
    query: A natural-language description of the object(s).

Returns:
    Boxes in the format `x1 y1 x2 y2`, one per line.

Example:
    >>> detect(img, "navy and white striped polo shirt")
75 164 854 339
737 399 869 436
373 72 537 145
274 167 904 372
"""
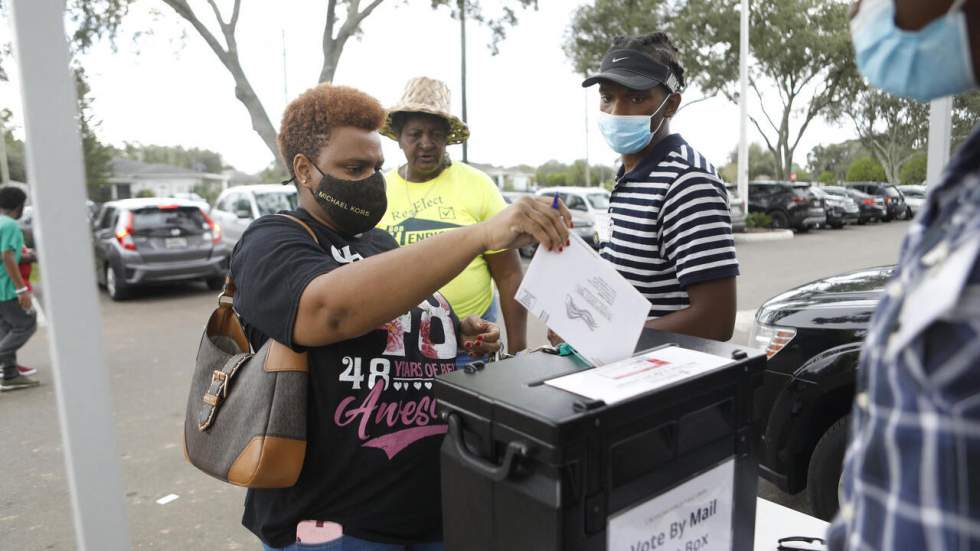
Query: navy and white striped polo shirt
600 133 739 319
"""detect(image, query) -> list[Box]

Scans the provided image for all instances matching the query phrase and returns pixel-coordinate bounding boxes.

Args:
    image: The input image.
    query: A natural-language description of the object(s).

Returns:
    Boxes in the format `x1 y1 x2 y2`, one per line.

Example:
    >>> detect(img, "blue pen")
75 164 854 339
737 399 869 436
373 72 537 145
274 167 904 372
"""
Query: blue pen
551 192 568 251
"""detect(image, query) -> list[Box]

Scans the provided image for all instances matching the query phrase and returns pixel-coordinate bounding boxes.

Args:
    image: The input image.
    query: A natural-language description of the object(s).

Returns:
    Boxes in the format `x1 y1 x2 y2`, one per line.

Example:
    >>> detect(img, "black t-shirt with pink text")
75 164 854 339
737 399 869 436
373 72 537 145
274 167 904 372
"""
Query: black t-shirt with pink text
230 209 459 547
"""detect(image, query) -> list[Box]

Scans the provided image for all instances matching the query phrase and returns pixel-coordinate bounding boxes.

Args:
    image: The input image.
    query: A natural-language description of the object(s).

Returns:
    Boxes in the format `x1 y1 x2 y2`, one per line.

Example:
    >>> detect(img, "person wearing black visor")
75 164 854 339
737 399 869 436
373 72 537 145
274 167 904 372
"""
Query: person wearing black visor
569 33 739 342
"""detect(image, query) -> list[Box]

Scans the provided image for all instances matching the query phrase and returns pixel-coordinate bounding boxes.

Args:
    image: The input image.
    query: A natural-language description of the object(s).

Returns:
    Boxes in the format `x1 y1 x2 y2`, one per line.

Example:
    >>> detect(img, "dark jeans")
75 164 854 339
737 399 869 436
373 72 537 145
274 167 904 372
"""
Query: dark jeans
0 298 35 373
263 537 443 551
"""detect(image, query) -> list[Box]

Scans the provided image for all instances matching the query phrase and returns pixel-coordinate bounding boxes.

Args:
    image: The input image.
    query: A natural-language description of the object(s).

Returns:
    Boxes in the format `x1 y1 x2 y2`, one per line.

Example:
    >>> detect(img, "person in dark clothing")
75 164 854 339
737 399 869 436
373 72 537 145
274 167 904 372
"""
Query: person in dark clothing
827 1 980 549
231 83 570 550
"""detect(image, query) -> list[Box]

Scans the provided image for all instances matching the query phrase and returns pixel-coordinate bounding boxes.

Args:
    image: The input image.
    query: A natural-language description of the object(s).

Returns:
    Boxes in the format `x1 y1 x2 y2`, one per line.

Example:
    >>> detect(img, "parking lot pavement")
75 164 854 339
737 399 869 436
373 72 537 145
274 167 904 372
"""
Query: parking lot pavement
0 221 910 548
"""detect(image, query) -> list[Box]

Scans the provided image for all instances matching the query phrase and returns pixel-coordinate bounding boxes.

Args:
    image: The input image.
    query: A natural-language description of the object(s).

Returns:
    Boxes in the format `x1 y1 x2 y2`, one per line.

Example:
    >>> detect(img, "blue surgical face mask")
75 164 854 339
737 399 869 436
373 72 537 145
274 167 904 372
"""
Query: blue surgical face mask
850 0 976 102
597 94 672 155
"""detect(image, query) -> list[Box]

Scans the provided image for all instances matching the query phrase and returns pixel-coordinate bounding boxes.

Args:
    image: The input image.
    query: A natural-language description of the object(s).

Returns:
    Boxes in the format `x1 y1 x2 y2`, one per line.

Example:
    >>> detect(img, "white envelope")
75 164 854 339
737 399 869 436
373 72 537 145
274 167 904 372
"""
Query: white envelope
516 232 649 366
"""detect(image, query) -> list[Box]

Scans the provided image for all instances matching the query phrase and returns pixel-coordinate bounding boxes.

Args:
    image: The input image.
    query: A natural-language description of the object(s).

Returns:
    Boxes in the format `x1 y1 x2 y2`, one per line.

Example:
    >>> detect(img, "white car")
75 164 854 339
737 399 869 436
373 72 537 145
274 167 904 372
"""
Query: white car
535 186 612 245
211 184 298 247
897 185 926 218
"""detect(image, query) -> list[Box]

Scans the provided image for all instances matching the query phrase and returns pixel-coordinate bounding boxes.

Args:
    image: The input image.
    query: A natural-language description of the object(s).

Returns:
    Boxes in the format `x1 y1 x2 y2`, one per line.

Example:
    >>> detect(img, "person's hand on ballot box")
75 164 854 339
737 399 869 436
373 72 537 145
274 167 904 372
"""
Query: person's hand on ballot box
460 316 502 357
547 329 564 347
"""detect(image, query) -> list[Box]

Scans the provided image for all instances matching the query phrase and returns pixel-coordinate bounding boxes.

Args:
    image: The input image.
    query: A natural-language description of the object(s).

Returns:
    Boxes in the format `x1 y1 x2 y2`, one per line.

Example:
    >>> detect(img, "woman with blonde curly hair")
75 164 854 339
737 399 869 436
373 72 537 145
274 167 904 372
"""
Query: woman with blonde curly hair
229 83 570 550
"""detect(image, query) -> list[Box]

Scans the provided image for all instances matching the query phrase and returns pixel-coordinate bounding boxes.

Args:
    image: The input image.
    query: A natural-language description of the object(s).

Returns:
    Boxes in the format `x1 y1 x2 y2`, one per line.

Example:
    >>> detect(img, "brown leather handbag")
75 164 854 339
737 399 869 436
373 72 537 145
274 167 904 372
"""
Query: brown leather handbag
183 214 317 488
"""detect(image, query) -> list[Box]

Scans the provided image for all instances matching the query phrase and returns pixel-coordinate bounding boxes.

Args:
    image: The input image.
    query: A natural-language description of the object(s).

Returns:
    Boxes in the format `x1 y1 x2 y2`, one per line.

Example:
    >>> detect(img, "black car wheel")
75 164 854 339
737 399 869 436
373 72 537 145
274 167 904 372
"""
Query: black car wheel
105 263 130 301
206 277 225 291
769 210 790 230
807 415 850 521
830 222 844 229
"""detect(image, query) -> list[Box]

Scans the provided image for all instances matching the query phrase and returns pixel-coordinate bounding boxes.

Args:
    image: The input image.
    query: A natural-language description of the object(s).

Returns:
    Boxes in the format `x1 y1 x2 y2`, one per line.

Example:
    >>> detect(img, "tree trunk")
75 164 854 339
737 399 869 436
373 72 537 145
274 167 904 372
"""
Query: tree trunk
319 40 342 83
226 57 280 167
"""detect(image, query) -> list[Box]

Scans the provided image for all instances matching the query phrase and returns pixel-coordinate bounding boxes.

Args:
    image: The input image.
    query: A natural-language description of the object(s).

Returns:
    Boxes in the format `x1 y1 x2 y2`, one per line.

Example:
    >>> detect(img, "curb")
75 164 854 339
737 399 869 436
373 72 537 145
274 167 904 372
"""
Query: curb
734 230 794 243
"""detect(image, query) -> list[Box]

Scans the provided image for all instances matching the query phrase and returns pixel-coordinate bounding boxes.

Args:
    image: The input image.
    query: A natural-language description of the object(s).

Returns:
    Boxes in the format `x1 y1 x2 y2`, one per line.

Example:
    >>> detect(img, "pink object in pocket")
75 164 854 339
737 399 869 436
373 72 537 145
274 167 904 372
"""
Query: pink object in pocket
296 520 343 544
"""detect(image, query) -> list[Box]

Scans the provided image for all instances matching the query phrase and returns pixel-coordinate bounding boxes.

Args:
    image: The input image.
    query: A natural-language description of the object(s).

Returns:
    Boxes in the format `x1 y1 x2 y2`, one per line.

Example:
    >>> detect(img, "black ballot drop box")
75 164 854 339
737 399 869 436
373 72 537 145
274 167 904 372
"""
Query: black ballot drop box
434 330 766 551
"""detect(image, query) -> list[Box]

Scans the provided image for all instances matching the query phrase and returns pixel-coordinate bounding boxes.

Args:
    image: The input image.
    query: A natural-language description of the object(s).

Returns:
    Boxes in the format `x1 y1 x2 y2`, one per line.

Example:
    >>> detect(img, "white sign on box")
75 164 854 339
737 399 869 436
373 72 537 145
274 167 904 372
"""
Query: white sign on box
608 459 734 551
515 232 649 366
546 345 732 405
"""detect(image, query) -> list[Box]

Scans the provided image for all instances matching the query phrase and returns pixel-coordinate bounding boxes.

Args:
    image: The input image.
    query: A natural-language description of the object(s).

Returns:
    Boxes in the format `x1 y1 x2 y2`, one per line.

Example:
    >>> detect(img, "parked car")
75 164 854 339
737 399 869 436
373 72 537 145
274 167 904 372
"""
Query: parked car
726 184 747 232
897 184 926 218
827 187 885 225
171 191 209 205
501 191 530 203
846 182 907 221
92 198 230 300
19 200 98 248
750 265 892 521
211 184 298 247
747 181 827 232
535 186 611 247
505 191 598 257
810 186 859 229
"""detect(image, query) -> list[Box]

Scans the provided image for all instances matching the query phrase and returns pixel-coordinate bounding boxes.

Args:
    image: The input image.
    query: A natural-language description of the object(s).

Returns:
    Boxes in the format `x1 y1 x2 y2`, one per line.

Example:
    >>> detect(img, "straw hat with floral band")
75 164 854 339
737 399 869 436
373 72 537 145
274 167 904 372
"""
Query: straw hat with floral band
380 77 470 145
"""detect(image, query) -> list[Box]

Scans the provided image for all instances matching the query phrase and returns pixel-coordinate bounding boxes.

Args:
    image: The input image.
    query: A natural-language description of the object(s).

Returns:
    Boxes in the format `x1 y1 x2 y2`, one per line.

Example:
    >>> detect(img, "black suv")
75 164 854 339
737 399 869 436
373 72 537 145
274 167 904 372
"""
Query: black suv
748 181 827 232
750 266 892 520
846 182 906 221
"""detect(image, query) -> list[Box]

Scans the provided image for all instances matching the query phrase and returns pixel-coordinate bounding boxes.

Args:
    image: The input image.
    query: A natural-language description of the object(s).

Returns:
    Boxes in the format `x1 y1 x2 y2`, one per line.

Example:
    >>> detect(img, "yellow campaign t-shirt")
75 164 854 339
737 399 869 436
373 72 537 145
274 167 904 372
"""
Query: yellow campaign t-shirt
379 162 507 319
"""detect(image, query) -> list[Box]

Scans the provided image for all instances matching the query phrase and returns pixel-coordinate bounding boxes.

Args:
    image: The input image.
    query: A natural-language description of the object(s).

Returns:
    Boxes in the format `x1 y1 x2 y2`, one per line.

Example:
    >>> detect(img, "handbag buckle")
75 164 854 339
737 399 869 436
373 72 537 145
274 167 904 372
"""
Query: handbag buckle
211 370 229 397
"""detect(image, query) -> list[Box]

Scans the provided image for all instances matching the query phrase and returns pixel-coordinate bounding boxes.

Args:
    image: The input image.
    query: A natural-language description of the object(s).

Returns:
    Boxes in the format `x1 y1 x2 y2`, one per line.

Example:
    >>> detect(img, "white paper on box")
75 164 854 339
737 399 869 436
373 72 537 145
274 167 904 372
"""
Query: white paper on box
608 459 734 551
545 346 732 405
515 232 649 366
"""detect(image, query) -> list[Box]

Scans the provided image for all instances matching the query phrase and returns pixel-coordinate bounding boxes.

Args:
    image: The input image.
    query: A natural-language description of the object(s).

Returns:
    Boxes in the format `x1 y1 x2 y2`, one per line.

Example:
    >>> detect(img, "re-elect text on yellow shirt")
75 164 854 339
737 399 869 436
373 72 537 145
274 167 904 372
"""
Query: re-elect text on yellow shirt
378 162 507 319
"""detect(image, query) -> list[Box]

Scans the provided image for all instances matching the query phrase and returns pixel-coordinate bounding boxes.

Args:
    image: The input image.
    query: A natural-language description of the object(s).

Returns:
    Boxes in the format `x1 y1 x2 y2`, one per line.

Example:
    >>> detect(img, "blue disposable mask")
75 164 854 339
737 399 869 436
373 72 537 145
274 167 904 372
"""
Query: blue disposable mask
850 0 976 102
597 94 672 155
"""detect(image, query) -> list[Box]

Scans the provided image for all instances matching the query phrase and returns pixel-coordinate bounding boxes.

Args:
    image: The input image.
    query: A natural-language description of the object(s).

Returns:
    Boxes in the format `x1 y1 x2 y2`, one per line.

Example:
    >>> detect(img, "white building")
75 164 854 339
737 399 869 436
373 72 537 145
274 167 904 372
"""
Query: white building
106 157 226 200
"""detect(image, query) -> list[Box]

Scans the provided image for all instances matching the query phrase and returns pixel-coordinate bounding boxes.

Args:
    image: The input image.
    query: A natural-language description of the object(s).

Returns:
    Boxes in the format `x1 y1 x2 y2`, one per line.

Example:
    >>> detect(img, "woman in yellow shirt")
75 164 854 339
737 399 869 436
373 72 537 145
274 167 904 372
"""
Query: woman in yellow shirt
378 77 527 361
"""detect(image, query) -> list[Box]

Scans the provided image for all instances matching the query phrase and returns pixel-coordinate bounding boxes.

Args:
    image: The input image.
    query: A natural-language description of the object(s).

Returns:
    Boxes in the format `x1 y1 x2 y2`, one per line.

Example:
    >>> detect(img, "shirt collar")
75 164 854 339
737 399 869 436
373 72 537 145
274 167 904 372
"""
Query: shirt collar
616 133 688 183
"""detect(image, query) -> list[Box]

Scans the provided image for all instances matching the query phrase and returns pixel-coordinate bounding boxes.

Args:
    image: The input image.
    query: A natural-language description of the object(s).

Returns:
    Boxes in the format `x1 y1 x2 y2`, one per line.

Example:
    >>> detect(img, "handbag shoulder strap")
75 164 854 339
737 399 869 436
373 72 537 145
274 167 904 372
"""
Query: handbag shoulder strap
219 213 321 301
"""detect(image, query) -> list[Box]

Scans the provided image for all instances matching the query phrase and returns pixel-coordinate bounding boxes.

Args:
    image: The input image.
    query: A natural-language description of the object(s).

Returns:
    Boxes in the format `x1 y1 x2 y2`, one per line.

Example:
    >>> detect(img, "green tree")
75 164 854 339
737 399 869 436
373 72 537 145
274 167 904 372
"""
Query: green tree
818 171 836 185
565 0 857 180
0 109 26 183
720 143 777 181
257 161 289 184
120 143 225 173
74 68 114 200
899 151 927 186
0 0 133 81
562 0 665 76
953 91 980 151
160 0 537 168
846 156 885 182
807 140 867 183
790 164 810 182
844 85 928 185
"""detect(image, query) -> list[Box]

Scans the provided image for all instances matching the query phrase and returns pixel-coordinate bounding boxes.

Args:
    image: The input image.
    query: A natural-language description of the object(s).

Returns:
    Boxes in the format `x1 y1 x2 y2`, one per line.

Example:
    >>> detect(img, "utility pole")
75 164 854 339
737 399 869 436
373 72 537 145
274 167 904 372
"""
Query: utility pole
926 97 953 186
459 0 468 163
584 88 591 187
281 29 289 104
736 0 750 213
0 115 10 184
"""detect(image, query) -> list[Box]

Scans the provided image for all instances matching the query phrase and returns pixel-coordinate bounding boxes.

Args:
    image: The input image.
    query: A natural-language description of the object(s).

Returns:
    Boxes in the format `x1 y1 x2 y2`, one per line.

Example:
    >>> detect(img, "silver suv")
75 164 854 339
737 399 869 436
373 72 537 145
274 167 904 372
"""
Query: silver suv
210 184 298 248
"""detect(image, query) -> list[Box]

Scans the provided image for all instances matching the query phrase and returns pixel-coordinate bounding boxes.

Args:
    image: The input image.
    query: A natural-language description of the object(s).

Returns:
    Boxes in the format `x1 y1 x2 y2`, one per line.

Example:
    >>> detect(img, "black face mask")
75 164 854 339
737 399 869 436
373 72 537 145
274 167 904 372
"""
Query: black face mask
307 162 387 236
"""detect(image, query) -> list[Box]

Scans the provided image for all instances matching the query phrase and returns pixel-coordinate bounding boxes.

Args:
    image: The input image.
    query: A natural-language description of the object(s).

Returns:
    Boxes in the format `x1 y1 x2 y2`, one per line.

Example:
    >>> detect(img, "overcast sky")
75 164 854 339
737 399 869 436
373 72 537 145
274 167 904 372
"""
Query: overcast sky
0 0 857 175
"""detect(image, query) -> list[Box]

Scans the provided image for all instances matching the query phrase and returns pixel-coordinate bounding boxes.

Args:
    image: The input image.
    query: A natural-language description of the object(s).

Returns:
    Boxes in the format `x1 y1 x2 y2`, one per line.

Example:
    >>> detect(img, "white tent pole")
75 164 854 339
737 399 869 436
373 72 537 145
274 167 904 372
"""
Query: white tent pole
737 0 750 211
8 1 131 549
926 97 954 186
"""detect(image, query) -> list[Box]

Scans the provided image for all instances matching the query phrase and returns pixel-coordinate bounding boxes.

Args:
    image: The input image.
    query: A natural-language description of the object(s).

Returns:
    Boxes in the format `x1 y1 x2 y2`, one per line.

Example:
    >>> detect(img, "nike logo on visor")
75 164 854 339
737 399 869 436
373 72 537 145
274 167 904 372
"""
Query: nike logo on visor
612 56 628 62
